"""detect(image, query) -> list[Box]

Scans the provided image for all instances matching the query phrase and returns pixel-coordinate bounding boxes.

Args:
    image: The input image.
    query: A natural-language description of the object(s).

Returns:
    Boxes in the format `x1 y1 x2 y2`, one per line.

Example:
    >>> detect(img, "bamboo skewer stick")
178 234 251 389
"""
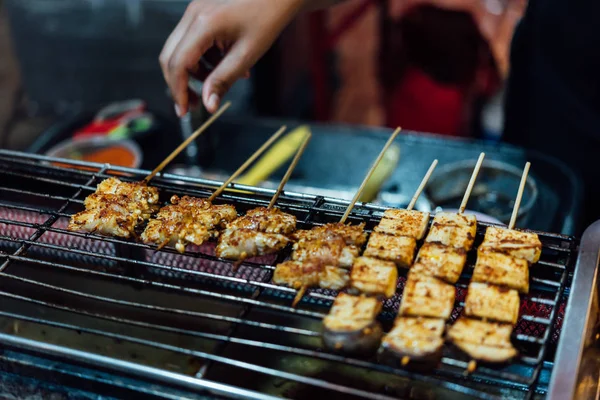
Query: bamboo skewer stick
458 152 485 214
340 127 402 224
508 162 531 230
268 132 312 209
407 159 438 211
144 101 232 182
207 126 287 202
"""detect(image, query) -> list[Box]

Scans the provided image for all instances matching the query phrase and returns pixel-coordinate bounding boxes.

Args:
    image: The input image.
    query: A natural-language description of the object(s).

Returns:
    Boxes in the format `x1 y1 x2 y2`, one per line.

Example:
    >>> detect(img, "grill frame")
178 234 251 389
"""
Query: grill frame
0 149 586 399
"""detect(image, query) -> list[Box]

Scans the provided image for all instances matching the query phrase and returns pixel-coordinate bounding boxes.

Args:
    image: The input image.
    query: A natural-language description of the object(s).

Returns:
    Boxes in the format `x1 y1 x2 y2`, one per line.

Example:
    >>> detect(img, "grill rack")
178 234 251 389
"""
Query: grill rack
0 150 578 400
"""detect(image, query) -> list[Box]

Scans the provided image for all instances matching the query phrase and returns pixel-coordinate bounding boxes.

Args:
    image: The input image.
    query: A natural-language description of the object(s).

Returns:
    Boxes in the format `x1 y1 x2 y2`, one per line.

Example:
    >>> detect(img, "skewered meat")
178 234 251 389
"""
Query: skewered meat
292 236 359 269
379 317 445 368
95 177 159 205
141 195 236 252
272 261 349 290
293 223 367 247
425 212 477 250
225 207 296 234
363 232 417 268
349 256 398 298
322 293 383 356
472 249 530 294
447 317 517 363
479 226 542 263
464 282 520 324
374 209 430 240
409 242 467 284
399 276 455 319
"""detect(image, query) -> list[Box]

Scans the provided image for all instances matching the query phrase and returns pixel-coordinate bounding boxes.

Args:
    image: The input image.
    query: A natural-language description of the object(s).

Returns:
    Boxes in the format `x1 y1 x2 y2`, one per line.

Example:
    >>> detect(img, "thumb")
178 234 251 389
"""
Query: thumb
202 41 250 113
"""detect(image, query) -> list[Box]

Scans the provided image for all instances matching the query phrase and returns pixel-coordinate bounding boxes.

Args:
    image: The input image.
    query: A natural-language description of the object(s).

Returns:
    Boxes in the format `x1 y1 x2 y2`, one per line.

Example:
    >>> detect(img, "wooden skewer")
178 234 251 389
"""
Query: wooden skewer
407 159 438 211
340 127 402 224
207 126 287 202
508 162 531 230
458 152 485 214
292 286 307 308
144 101 232 182
268 132 312 209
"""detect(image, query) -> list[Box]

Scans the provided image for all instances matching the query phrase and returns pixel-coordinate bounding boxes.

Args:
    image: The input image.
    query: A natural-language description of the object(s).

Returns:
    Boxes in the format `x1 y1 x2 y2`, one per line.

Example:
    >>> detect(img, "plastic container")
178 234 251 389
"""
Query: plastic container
45 136 142 169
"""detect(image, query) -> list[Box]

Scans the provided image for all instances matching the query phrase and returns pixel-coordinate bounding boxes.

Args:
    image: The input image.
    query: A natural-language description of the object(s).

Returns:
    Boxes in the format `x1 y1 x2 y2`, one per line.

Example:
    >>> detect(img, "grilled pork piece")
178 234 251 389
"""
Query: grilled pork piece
373 209 430 240
322 293 383 356
225 207 296 234
447 317 517 363
472 249 529 294
292 236 359 269
363 232 417 268
479 226 542 263
379 317 445 369
425 212 477 250
141 195 236 252
464 282 520 324
96 177 159 205
399 276 455 320
272 261 349 290
349 256 398 298
410 242 467 284
293 223 367 247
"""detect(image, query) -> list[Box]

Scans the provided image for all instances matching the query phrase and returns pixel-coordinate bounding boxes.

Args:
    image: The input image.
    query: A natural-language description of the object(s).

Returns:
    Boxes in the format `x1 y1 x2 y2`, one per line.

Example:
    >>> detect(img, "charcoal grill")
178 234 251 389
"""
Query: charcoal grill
0 149 598 400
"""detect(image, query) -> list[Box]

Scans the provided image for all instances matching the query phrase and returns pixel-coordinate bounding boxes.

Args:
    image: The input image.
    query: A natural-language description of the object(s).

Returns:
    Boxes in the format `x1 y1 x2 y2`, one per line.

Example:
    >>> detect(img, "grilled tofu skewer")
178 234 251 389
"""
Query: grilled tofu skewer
216 132 312 263
142 127 287 253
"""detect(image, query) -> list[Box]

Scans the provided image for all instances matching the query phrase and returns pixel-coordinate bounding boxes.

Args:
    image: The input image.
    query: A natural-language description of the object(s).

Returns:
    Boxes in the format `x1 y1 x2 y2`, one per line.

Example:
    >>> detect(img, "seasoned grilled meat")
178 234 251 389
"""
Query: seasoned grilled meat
399 276 455 319
374 209 430 240
292 236 359 269
447 317 517 363
293 223 367 247
272 261 349 290
141 195 237 252
216 229 290 259
464 282 520 324
379 317 445 368
480 226 542 263
349 256 398 298
425 212 477 250
410 242 467 284
472 249 529 294
363 232 417 268
225 207 296 234
323 293 383 356
96 177 159 205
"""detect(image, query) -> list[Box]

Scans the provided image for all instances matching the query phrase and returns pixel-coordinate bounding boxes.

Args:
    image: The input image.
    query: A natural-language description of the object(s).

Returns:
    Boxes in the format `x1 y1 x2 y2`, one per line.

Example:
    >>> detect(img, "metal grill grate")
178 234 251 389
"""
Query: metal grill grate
0 150 577 399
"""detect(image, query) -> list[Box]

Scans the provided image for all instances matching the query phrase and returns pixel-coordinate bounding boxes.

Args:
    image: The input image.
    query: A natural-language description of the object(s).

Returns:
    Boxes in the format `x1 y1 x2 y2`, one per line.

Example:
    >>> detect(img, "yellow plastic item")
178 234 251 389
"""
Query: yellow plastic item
236 125 311 186
358 143 401 203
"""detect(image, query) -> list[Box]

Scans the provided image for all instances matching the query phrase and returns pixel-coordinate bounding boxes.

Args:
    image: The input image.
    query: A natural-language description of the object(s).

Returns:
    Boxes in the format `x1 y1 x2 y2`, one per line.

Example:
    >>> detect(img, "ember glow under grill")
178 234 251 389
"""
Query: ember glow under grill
0 150 588 399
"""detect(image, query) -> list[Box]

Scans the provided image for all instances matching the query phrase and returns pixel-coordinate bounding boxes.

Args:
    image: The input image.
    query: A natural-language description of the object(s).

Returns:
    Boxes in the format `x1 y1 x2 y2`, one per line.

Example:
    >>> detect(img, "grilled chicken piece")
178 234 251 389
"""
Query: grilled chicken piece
472 249 529 293
323 293 383 356
410 242 467 284
399 276 455 319
272 261 349 290
480 226 542 263
464 282 520 324
141 195 237 252
363 232 417 268
349 256 398 298
68 198 140 238
225 207 296 234
96 177 159 205
379 317 445 368
292 236 359 269
293 223 367 247
447 317 517 363
374 209 430 240
216 229 290 259
425 212 477 250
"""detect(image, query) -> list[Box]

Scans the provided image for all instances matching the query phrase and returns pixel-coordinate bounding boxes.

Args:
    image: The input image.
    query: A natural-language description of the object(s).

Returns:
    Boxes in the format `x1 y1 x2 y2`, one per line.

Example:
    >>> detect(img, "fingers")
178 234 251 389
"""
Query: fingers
159 4 195 87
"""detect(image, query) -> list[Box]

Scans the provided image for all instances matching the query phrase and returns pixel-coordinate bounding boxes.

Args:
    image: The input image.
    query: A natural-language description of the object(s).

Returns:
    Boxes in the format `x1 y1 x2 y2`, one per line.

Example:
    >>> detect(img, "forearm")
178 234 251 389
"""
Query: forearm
301 0 346 11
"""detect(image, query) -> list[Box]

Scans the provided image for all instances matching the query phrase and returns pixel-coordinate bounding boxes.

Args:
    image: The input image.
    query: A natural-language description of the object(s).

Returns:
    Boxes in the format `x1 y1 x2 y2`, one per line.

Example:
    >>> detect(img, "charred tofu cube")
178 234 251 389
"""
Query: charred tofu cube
464 282 520 324
323 293 383 356
399 276 455 319
374 209 430 240
363 232 417 268
350 256 398 298
472 249 529 293
447 317 517 363
410 242 467 283
379 317 445 366
425 212 477 250
272 261 349 290
480 226 542 263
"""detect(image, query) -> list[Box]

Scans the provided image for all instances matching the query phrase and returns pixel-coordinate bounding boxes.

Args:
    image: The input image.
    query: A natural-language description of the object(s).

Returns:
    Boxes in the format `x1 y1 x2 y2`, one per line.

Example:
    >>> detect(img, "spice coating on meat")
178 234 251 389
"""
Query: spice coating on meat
272 261 349 290
225 207 296 234
293 223 367 247
216 229 290 259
